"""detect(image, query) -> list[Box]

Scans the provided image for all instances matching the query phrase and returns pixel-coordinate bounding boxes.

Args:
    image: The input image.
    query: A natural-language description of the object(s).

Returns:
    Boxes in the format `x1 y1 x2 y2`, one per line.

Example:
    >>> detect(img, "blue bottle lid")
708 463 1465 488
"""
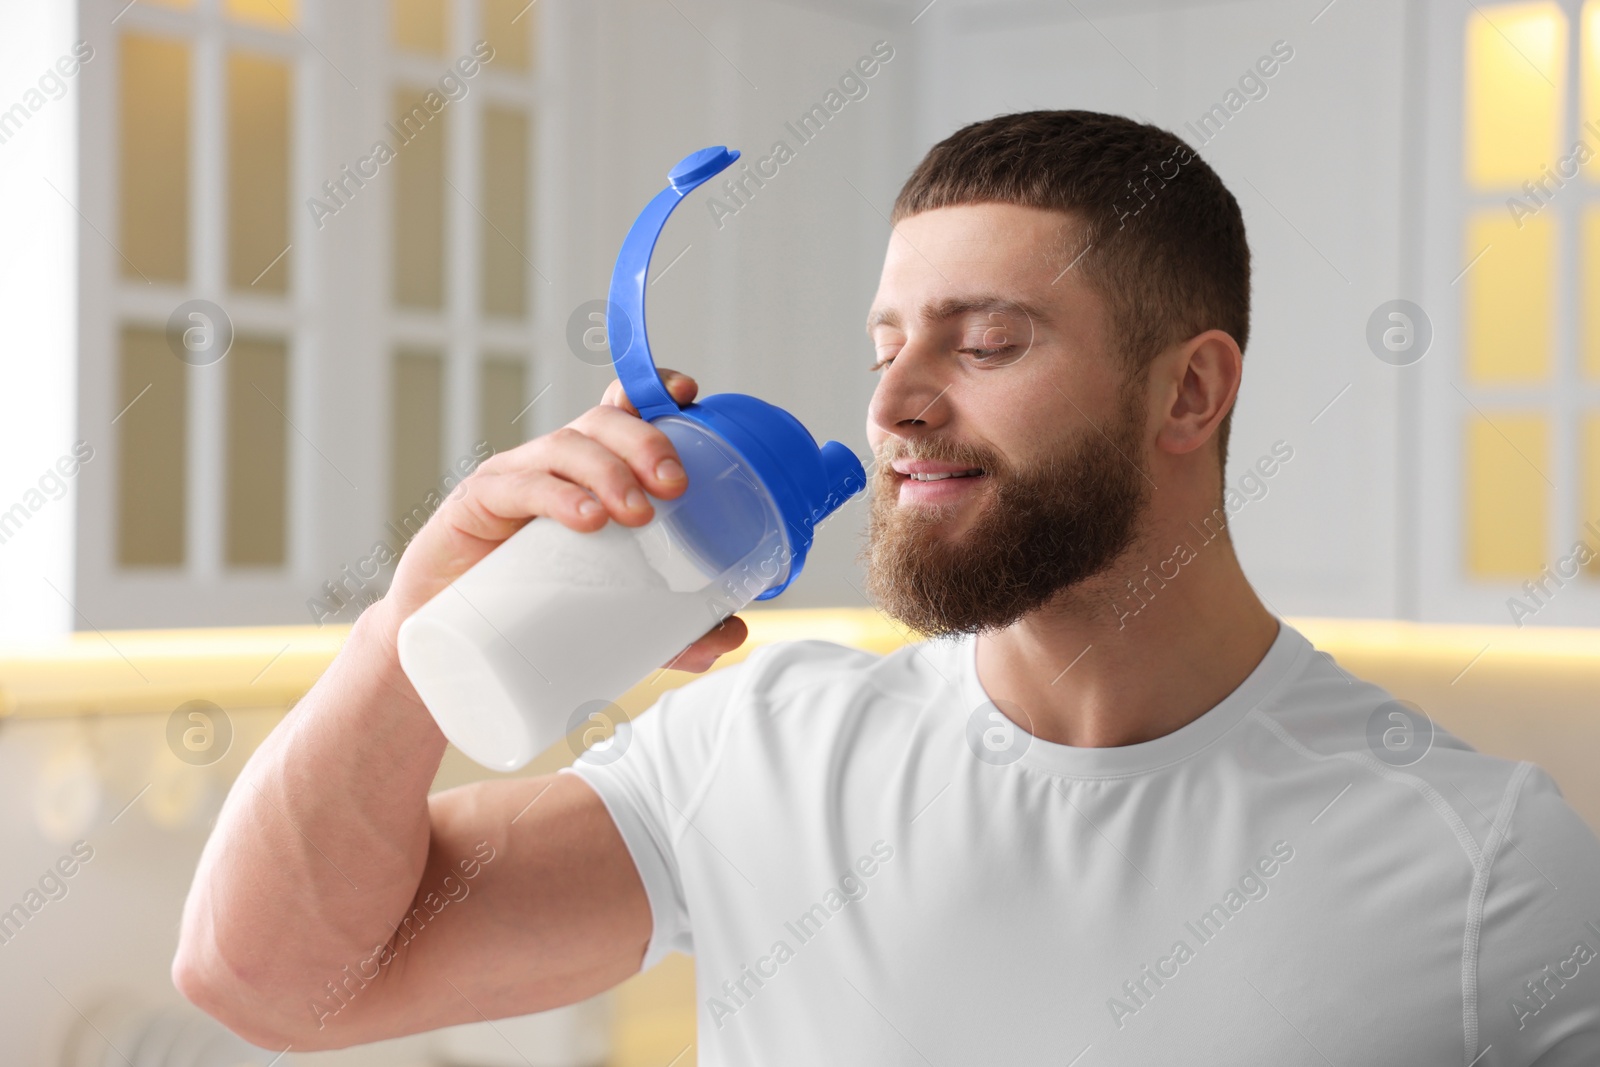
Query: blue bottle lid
606 145 866 598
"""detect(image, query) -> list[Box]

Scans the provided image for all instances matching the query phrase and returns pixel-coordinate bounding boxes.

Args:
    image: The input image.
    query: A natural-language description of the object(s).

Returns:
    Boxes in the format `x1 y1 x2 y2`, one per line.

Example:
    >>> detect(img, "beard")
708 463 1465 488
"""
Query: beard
861 382 1151 637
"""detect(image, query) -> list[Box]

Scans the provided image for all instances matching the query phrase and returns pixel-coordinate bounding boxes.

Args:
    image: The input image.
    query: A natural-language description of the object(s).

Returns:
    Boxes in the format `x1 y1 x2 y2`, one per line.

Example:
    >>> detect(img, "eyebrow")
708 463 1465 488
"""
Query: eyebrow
864 296 1050 334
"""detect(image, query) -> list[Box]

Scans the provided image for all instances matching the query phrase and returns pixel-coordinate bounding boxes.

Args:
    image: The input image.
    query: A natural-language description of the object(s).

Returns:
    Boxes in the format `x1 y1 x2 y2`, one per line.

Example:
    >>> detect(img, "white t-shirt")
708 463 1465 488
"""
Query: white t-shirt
564 618 1600 1065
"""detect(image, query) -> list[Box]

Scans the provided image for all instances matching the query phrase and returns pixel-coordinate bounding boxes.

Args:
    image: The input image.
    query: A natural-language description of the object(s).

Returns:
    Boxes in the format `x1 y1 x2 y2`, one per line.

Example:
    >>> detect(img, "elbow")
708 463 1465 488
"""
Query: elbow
172 938 338 1052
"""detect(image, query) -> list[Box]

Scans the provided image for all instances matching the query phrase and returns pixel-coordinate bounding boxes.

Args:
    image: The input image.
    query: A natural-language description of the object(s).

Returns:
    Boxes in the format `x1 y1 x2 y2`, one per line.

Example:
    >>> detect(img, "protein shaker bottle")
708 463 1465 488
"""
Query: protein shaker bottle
397 145 865 772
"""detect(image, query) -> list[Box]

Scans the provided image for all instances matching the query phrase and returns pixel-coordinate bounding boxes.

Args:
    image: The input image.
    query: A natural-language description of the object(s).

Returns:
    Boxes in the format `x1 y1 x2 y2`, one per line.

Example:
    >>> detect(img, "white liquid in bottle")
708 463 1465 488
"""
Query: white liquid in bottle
398 417 790 771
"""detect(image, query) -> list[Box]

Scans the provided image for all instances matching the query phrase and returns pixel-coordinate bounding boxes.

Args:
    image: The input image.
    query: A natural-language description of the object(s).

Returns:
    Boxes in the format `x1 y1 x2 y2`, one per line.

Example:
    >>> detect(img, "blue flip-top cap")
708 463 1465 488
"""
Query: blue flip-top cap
606 145 866 599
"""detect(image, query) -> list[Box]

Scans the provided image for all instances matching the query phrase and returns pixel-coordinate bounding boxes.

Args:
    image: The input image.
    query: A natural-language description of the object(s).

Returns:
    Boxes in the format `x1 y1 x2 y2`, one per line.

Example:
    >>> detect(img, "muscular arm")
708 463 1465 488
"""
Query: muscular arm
172 372 739 1050
172 602 652 1050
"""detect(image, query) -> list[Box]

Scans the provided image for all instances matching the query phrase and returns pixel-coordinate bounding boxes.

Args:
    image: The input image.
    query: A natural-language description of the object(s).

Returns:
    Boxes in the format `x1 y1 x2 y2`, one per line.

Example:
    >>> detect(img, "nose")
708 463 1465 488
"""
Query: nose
866 344 952 442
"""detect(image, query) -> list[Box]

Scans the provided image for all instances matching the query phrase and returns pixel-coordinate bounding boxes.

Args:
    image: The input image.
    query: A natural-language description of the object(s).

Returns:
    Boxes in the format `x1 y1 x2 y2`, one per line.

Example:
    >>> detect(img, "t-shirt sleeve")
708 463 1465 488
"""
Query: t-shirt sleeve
1473 764 1600 1066
560 650 759 972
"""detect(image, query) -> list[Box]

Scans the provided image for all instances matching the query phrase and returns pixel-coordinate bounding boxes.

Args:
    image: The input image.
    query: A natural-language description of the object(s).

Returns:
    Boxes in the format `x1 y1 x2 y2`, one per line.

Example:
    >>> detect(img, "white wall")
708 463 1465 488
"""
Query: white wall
911 0 1414 621
526 0 919 609
44 0 1597 629
62 0 918 628
0 3 82 639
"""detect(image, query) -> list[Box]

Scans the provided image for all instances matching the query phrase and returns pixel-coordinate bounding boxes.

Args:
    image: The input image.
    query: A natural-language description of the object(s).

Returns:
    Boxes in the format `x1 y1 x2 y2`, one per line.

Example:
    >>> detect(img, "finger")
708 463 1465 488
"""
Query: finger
525 428 675 526
437 469 610 544
601 369 699 414
449 430 651 533
664 614 749 674
570 404 690 500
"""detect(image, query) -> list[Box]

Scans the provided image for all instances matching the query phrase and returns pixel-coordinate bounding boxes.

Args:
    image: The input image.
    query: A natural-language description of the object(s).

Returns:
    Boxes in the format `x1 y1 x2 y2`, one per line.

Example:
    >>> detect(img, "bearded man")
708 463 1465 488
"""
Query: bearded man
174 111 1600 1065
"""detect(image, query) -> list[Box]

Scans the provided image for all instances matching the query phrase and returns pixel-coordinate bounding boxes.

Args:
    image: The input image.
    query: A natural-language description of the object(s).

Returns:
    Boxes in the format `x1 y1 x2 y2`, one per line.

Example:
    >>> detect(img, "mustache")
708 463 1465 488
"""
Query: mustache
874 436 1005 475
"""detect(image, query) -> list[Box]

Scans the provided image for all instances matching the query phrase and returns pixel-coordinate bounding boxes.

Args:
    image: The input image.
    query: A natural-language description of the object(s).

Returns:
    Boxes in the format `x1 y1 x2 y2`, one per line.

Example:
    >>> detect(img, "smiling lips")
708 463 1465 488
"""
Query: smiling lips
891 461 985 479
890 461 988 502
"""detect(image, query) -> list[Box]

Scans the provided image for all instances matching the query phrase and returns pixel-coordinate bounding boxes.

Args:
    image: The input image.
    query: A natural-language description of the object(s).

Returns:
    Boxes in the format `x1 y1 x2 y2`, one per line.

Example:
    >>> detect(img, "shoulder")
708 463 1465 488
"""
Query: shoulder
733 637 885 691
642 638 883 728
629 634 931 731
1262 628 1598 868
623 635 955 787
725 637 950 709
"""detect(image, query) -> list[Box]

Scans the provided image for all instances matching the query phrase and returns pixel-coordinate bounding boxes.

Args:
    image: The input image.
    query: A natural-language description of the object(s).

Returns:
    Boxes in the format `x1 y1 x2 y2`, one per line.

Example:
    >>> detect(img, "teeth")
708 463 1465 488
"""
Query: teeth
908 470 981 481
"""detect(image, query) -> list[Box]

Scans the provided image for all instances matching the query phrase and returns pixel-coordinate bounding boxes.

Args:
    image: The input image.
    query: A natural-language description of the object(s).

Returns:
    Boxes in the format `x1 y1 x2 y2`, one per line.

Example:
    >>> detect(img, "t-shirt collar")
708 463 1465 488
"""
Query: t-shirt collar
951 616 1310 779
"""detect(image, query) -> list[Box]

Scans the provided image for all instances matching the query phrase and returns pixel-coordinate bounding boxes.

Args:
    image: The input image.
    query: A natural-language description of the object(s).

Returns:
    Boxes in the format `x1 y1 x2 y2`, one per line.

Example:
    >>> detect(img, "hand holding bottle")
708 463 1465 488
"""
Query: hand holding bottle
374 368 748 675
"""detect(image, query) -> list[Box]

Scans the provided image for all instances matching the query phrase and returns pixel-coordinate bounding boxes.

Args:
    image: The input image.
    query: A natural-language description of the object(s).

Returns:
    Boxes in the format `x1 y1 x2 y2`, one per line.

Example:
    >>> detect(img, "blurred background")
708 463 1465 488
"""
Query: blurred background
0 0 1596 1063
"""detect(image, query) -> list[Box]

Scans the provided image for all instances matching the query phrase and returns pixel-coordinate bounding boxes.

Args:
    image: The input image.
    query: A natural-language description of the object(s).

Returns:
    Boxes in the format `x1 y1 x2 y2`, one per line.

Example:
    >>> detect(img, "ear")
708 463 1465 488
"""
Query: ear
1152 329 1241 457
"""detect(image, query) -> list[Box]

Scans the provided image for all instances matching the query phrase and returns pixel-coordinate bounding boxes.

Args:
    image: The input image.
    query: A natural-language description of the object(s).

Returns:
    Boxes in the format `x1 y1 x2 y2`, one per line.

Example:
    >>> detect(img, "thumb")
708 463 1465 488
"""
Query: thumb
663 370 699 405
602 369 700 414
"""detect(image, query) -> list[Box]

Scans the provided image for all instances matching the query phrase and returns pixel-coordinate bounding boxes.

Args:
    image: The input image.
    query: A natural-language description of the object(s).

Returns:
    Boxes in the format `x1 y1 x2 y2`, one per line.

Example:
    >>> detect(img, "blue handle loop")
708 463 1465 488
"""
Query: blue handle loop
606 145 740 420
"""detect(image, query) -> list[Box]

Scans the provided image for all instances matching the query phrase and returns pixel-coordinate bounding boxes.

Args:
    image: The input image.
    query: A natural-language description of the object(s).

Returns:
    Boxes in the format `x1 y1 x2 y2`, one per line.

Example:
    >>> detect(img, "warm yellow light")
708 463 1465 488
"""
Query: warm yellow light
1583 1 1600 179
119 34 190 283
484 0 534 70
1584 416 1600 575
1465 411 1550 578
392 88 449 310
225 0 296 30
482 105 531 318
227 51 292 292
1584 207 1600 379
392 0 448 56
1465 2 1566 189
225 337 289 567
1464 209 1554 384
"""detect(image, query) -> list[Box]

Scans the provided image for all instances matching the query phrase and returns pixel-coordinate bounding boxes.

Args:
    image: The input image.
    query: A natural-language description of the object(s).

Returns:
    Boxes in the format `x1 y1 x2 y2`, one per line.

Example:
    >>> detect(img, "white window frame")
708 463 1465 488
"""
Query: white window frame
74 0 559 629
1415 0 1600 627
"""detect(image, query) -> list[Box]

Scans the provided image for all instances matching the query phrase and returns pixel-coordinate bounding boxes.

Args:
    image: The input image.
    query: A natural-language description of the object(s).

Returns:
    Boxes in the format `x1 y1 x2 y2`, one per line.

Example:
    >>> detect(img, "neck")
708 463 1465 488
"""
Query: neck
974 515 1279 749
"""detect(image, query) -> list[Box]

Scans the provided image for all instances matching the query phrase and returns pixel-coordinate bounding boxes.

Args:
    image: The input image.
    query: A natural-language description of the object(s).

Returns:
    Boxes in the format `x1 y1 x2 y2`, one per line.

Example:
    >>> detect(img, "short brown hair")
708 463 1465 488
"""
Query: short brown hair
890 110 1251 478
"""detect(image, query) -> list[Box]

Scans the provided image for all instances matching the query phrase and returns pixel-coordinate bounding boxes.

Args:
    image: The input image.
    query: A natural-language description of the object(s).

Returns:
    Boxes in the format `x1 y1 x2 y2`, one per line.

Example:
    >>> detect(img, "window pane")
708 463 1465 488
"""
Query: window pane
1584 415 1600 575
482 106 529 318
1464 209 1554 384
1582 206 1600 376
226 337 289 566
392 349 444 539
118 327 186 566
120 34 190 283
1584 0 1600 181
393 88 447 309
1464 2 1566 190
228 52 292 292
480 354 527 455
483 0 533 70
392 0 448 55
225 0 297 30
1464 412 1549 577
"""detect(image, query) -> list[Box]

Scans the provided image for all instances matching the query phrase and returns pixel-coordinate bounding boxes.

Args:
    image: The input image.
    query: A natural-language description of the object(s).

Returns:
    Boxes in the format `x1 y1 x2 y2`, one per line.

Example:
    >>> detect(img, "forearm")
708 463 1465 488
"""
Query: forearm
173 598 447 1044
174 373 720 1048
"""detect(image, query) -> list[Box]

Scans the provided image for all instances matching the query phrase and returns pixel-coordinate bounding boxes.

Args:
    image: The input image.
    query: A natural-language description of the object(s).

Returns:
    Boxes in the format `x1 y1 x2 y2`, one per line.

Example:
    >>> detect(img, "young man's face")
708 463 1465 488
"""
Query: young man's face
860 202 1153 635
